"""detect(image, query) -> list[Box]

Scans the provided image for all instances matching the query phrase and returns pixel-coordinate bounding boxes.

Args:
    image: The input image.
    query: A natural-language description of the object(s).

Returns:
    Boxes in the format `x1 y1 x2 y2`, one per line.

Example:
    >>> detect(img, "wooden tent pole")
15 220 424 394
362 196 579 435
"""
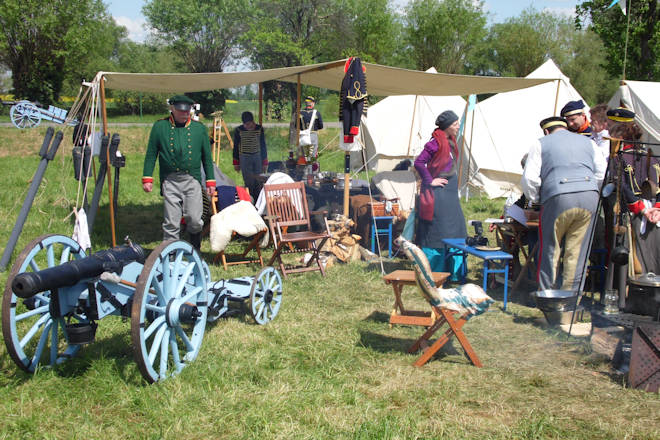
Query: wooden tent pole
296 75 301 150
258 83 263 125
465 104 476 202
100 76 116 247
405 95 419 157
457 98 469 189
553 79 561 116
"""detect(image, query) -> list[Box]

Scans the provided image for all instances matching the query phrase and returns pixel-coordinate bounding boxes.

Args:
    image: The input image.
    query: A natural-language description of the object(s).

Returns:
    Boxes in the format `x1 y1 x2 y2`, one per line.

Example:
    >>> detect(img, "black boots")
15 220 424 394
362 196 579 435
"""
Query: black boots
189 232 201 251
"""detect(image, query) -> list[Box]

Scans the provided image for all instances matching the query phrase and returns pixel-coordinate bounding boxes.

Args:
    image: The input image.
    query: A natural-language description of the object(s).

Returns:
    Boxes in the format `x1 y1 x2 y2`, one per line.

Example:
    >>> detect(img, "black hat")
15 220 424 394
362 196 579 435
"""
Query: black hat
305 96 316 103
560 100 586 117
435 110 459 130
168 95 194 111
540 116 567 131
607 107 635 122
241 111 254 123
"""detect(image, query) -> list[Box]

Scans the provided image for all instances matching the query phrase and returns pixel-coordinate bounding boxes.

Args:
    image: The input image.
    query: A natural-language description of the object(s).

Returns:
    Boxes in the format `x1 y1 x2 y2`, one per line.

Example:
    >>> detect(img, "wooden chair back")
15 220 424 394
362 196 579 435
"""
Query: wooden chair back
263 182 311 229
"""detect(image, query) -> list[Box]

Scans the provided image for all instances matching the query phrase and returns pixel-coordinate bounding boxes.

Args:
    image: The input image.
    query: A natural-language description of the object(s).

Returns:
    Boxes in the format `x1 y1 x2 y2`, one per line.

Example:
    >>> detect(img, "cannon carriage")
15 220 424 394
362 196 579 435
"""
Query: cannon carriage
4 100 77 129
2 234 283 383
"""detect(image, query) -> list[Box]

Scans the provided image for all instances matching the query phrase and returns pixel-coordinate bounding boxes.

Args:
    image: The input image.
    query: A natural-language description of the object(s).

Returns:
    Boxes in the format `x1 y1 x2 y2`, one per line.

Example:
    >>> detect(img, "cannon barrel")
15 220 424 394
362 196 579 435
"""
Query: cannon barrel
11 243 146 298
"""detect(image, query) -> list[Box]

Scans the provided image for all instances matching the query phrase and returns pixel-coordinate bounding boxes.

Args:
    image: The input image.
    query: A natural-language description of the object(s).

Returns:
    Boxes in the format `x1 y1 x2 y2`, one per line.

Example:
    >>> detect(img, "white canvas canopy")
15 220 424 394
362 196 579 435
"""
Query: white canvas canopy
350 68 466 172
461 59 585 199
97 59 551 96
608 80 660 145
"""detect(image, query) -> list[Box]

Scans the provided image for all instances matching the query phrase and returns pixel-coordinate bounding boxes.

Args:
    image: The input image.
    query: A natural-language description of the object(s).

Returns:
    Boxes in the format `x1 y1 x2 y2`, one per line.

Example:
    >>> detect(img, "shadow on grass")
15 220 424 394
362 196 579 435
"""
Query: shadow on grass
362 310 390 323
365 259 409 274
91 202 163 247
358 330 463 360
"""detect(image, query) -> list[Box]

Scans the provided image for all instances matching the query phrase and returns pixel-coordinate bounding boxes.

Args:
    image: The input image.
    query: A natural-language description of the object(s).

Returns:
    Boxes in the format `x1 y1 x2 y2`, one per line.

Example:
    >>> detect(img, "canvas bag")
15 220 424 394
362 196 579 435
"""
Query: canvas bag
299 110 317 146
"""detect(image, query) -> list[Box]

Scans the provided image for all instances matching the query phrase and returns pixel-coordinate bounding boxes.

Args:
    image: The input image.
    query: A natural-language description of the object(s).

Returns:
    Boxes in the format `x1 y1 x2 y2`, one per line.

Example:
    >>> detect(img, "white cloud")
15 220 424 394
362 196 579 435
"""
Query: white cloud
114 16 148 43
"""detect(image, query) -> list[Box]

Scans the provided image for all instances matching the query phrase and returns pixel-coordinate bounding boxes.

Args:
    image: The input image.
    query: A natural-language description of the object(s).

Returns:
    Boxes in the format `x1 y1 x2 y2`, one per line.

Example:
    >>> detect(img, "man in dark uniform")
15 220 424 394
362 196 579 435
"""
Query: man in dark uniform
521 116 606 290
142 95 215 249
299 96 324 158
232 111 268 197
561 100 593 136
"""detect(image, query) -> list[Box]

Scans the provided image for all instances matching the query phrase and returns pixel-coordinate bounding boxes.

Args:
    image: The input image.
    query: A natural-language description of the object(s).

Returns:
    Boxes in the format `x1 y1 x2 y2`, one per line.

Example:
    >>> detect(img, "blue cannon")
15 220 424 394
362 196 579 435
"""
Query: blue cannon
2 234 283 383
6 100 77 129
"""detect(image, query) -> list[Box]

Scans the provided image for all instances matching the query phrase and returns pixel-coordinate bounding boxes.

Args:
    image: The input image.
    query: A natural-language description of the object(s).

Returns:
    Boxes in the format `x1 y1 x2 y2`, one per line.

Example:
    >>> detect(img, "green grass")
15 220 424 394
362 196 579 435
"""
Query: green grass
0 126 658 439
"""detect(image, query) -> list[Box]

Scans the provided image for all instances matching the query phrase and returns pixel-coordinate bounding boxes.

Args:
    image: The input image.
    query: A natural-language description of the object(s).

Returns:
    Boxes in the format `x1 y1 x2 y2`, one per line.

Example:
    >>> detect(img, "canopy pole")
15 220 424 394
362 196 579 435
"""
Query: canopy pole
465 104 476 202
457 99 469 189
553 79 561 115
405 96 419 157
296 74 301 152
100 76 116 247
622 0 631 80
258 83 263 125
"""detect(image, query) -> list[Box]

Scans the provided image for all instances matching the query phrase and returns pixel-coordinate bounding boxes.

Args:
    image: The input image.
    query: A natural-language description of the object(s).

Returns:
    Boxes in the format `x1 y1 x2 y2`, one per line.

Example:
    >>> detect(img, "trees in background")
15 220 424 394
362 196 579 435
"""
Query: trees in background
3 0 653 110
482 7 616 104
0 0 122 104
404 0 487 74
143 0 249 113
577 0 660 82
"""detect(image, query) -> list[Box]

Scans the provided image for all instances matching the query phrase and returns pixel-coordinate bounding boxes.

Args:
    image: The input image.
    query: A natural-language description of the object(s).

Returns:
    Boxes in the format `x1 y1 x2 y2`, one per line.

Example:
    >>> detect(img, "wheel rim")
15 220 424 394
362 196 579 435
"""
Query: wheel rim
250 267 283 325
10 101 41 129
2 234 87 373
131 240 208 383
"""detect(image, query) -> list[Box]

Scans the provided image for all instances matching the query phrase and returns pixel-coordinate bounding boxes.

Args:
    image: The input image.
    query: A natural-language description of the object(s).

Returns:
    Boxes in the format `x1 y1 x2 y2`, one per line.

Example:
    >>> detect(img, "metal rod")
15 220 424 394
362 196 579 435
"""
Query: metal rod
0 129 59 271
100 77 117 247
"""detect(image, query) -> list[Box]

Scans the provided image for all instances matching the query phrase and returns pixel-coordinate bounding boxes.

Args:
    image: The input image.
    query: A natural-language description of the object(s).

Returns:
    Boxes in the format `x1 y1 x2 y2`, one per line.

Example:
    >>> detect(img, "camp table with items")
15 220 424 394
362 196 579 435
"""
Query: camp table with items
441 238 514 310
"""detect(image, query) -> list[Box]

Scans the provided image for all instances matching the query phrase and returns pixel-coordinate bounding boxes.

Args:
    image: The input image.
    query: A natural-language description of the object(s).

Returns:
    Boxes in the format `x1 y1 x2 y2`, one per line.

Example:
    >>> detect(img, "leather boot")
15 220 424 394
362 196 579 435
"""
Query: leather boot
189 232 201 251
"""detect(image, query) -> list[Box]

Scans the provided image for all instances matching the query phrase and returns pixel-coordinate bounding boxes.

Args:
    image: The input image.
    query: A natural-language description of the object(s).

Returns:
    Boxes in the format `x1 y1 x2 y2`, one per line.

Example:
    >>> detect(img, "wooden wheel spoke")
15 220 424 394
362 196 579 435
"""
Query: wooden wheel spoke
16 304 49 322
144 316 166 340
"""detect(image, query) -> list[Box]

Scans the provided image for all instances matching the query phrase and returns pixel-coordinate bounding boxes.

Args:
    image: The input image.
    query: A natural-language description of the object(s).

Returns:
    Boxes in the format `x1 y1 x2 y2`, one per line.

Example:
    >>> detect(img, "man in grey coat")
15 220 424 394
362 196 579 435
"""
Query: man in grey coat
521 116 607 291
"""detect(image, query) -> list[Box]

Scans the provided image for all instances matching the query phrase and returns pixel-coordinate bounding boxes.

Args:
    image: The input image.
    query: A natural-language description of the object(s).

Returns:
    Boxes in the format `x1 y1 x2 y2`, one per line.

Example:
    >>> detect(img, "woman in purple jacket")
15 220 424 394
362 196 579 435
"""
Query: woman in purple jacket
414 110 467 280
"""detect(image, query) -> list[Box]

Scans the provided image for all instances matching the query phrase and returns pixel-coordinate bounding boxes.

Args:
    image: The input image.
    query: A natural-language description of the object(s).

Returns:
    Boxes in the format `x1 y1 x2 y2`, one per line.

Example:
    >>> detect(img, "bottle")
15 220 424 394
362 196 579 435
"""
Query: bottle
603 289 618 314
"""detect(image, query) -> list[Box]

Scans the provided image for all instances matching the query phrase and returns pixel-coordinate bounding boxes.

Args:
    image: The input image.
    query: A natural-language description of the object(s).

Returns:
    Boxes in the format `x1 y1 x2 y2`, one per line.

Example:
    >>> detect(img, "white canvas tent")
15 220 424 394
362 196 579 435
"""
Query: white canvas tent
462 59 585 199
350 68 466 172
608 80 660 145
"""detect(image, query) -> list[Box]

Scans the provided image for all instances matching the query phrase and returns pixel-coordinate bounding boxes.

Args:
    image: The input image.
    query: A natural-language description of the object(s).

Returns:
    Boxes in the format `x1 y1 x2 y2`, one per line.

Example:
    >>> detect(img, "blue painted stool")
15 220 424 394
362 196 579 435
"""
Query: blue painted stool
371 216 395 257
441 238 514 310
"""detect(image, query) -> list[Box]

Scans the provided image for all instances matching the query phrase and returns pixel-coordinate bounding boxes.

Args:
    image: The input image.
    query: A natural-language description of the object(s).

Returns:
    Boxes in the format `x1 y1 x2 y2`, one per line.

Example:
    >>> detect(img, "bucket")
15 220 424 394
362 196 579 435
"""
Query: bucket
65 322 97 345
533 290 580 325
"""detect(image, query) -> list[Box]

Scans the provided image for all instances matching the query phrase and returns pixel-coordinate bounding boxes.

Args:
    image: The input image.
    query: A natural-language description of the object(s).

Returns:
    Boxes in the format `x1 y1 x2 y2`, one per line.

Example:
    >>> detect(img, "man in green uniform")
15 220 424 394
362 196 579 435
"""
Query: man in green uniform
142 95 215 249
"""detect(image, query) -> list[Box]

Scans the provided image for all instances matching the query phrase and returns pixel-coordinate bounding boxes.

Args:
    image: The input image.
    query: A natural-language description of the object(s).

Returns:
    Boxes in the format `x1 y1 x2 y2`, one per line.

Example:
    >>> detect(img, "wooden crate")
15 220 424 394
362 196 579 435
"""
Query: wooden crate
368 201 400 217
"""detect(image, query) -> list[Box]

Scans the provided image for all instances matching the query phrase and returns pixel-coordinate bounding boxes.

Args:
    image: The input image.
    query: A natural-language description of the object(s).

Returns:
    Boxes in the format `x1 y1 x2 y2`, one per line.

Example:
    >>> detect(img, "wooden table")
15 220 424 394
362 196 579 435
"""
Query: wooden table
383 270 450 327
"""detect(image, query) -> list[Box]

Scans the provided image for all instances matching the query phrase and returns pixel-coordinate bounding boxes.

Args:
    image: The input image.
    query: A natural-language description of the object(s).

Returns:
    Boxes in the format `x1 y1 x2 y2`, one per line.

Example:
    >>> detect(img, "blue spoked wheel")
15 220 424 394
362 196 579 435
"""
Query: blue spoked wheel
2 234 87 373
249 267 283 325
10 101 41 129
131 240 208 383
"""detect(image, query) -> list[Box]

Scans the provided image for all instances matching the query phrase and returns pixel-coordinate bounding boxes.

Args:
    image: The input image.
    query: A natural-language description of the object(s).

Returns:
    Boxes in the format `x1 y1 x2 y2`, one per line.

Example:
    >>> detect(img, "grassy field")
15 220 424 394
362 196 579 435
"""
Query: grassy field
0 126 657 439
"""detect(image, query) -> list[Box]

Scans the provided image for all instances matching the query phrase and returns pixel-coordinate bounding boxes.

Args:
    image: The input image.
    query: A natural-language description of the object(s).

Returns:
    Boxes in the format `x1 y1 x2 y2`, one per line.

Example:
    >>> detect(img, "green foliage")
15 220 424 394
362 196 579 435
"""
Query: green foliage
111 91 169 116
577 0 660 81
144 0 249 113
0 0 122 104
404 0 488 73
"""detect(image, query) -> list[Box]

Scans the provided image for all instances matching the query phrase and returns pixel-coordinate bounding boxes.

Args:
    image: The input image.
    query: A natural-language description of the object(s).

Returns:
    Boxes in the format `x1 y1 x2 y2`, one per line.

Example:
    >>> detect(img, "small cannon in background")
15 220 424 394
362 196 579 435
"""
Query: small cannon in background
2 234 283 383
2 100 77 129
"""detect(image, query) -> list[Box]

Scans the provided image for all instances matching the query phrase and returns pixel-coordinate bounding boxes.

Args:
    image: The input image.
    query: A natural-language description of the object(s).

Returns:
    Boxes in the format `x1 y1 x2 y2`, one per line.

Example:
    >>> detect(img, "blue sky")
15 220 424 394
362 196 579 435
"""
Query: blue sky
106 0 582 42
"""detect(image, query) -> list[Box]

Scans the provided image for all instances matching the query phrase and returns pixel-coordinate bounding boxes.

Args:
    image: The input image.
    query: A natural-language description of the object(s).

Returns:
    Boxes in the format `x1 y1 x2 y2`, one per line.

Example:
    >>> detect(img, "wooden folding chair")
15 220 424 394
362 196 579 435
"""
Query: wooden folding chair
263 181 331 277
397 237 492 367
210 189 266 270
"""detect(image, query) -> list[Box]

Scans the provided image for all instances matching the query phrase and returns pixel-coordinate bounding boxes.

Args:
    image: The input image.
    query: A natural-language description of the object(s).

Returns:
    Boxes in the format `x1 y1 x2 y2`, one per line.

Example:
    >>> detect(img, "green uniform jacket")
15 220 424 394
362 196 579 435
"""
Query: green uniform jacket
142 116 215 187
